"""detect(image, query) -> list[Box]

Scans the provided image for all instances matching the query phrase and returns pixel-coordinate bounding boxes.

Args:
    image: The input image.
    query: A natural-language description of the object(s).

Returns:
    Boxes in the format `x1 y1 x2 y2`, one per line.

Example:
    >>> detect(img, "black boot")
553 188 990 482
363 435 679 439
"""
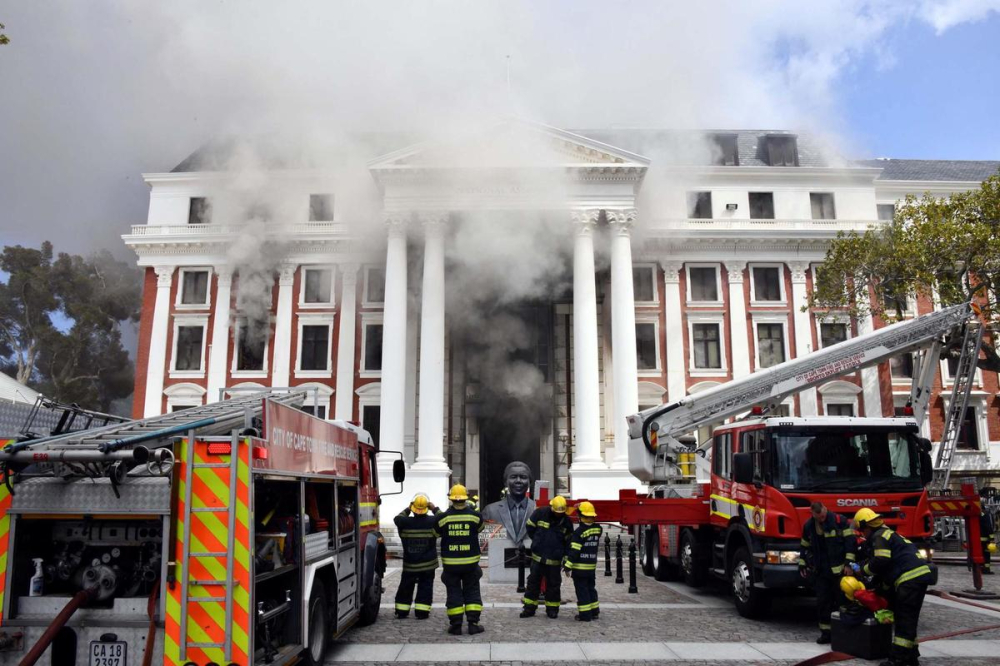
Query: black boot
447 623 463 635
395 611 408 620
467 622 484 635
415 613 429 620
519 609 535 618
546 609 559 619
574 614 591 622
816 630 831 644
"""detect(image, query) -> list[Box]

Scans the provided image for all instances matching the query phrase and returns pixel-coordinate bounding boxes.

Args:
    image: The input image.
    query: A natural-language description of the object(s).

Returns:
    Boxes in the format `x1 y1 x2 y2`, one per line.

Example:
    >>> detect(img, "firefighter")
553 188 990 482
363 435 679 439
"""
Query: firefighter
798 501 857 644
393 493 439 619
563 501 602 621
434 484 486 635
520 495 573 619
854 508 932 666
979 493 996 575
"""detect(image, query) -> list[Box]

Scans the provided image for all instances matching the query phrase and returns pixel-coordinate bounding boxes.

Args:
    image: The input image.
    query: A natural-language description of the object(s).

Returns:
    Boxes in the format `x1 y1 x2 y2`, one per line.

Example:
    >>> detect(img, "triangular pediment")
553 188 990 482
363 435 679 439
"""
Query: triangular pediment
368 117 650 171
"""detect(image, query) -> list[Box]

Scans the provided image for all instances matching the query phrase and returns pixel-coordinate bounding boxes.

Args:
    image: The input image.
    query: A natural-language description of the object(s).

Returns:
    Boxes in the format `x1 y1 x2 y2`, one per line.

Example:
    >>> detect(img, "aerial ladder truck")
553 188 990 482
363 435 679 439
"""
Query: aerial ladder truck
579 302 988 617
0 390 404 666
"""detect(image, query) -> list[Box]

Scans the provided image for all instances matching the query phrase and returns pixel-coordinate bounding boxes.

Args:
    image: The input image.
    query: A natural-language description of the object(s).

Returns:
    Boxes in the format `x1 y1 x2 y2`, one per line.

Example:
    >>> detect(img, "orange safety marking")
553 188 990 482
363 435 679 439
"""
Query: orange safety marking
0 479 11 627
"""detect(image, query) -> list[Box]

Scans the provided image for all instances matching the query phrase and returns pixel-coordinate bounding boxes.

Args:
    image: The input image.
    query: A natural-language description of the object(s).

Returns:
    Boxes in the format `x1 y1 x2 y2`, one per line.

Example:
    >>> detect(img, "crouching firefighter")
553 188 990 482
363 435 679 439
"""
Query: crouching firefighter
855 508 932 666
798 501 857 644
434 484 486 635
521 495 573 619
393 493 439 619
563 501 602 621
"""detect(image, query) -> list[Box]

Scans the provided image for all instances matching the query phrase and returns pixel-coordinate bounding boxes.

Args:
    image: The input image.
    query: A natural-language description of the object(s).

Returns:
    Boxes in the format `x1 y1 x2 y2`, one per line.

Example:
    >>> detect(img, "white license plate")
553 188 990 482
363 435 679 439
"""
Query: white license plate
90 641 127 666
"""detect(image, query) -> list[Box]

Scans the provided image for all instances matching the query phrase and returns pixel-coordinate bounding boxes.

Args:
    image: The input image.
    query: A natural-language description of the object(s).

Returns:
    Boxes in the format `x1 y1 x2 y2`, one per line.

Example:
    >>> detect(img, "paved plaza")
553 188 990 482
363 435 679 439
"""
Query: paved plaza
328 557 1000 665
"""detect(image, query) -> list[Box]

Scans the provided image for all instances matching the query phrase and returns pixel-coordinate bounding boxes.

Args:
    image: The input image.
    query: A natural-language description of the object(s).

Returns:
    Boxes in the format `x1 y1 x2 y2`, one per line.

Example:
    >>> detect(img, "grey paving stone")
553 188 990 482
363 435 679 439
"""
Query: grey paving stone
490 642 587 661
327 643 404 662
749 642 829 660
397 643 492 662
664 642 770 660
578 642 678 661
921 639 1000 657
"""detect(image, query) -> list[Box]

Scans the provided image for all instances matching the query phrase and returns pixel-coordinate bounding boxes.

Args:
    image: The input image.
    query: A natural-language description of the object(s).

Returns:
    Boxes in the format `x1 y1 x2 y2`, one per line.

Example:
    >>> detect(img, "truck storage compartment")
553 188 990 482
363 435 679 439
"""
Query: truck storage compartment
253 478 302 662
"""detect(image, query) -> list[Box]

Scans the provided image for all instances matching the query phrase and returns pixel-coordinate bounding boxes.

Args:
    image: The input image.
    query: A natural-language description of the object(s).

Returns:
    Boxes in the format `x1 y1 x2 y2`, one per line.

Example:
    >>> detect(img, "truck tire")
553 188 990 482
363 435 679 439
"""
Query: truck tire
680 530 708 588
650 528 679 581
730 546 770 618
304 582 329 666
359 567 383 626
642 528 654 576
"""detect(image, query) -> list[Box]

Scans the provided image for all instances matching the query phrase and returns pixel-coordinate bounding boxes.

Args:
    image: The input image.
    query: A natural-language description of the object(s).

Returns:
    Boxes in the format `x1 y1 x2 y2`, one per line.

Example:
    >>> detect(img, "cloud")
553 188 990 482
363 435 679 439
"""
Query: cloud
918 0 1000 32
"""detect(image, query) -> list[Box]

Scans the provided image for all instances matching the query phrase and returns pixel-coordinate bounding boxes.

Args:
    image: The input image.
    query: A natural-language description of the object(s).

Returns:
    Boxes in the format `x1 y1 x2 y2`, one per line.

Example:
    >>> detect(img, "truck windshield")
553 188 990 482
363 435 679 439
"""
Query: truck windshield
772 426 922 492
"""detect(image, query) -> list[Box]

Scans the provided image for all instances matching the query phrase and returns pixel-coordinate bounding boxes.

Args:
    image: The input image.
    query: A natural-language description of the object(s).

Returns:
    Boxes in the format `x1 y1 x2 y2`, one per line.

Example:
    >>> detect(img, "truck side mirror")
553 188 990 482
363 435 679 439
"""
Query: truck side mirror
733 453 754 485
392 459 406 484
920 451 933 486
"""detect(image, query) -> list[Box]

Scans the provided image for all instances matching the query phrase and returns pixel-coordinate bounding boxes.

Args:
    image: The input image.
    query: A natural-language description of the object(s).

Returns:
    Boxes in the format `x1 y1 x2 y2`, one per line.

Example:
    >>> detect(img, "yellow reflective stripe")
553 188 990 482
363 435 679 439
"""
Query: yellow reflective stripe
831 565 844 574
522 598 538 606
874 549 892 558
465 603 483 612
537 521 550 528
582 528 602 537
570 563 596 570
893 636 917 648
842 529 855 537
400 530 436 537
545 600 561 607
801 539 811 547
819 623 831 630
570 542 582 550
442 555 481 566
402 559 438 572
446 606 466 616
527 519 536 527
414 604 432 611
395 603 411 611
895 565 931 587
437 515 481 527
797 559 807 566
864 563 873 576
845 553 856 561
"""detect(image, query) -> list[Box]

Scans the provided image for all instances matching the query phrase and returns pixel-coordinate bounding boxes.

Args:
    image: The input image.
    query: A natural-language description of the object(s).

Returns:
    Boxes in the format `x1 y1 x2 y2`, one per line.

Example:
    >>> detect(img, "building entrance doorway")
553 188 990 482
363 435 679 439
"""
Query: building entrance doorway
478 399 542 505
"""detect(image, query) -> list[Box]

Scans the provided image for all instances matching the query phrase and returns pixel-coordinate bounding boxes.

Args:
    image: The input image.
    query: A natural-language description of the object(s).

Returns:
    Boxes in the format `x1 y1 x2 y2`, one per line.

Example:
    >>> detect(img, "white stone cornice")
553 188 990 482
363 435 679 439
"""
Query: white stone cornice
660 260 684 283
788 261 810 284
154 265 174 287
725 261 747 283
571 209 601 231
606 208 637 235
340 263 360 288
277 264 297 287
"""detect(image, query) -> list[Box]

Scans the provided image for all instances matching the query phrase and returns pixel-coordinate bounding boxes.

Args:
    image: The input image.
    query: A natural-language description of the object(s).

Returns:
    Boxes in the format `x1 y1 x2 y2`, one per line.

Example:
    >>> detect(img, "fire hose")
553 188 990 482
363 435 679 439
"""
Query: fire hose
17 588 97 666
791 589 1000 666
142 580 160 666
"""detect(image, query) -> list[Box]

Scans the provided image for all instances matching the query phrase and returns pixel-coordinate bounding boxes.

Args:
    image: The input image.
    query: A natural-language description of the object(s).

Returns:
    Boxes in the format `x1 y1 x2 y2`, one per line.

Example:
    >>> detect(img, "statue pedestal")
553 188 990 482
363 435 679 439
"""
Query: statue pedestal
484 528 530 583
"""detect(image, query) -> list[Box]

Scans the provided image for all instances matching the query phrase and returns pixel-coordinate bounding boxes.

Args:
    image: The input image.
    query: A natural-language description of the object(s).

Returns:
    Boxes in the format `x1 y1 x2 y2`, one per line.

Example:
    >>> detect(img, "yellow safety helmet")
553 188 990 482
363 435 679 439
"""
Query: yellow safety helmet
449 484 469 501
550 495 568 513
840 575 865 601
989 543 998 554
410 494 430 515
853 507 883 529
578 501 597 518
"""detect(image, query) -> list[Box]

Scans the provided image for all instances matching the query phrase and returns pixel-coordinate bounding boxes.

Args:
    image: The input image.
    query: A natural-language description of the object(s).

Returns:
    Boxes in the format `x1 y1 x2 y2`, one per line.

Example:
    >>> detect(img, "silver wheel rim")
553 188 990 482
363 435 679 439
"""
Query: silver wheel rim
651 535 661 571
732 560 752 603
681 541 693 576
309 601 325 661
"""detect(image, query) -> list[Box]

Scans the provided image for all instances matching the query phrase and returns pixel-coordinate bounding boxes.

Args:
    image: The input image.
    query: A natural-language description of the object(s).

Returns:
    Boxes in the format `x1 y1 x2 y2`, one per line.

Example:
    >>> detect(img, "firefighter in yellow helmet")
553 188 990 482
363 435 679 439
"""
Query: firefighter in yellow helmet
979 490 996 575
854 508 932 666
433 484 486 635
521 495 573 618
393 493 439 619
564 501 602 621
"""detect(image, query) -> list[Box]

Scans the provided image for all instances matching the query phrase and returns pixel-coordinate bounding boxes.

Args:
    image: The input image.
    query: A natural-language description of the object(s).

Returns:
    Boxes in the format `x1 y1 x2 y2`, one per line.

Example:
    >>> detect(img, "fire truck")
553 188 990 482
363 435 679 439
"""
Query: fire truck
0 391 404 666
587 302 985 617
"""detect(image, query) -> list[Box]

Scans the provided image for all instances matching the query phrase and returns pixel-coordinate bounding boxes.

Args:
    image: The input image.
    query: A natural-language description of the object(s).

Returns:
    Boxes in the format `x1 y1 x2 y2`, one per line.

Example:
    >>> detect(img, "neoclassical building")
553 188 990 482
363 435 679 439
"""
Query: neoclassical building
124 119 1000 520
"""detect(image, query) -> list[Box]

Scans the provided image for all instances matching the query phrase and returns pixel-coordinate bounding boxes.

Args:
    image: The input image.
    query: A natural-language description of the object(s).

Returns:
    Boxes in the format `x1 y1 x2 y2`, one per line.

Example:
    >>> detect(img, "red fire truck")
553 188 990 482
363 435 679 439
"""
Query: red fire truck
0 391 403 666
588 302 984 617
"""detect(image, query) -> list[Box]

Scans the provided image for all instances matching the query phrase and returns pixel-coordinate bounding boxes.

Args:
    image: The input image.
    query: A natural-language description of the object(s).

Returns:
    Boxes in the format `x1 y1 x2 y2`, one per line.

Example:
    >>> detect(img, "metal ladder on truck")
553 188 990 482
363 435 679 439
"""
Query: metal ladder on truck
931 320 985 492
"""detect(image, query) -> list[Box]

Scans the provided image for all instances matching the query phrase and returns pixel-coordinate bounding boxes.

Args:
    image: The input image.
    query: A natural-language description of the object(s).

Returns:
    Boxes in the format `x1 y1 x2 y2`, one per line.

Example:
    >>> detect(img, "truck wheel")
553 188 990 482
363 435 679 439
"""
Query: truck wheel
680 530 707 588
359 568 383 626
730 546 770 618
304 582 329 666
650 528 679 581
642 528 654 576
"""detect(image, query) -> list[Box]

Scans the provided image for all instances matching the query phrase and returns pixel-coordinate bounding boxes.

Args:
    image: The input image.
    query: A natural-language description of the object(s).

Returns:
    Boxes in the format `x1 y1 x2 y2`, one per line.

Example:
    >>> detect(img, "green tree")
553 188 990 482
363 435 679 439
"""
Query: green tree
0 243 141 411
809 172 1000 371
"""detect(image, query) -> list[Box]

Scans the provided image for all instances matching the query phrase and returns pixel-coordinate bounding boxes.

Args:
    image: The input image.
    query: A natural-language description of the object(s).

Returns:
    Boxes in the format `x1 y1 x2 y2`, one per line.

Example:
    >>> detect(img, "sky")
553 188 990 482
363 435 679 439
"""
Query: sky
0 1 999 257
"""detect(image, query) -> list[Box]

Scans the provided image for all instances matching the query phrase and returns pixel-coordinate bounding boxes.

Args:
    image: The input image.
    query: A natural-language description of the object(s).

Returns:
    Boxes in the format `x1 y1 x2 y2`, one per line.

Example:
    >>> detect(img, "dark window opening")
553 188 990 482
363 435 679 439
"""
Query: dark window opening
366 268 386 303
692 323 721 369
765 135 799 166
752 266 782 302
300 404 327 419
364 324 384 372
712 432 733 480
235 322 266 371
304 269 333 303
827 403 855 417
362 405 381 450
175 326 204 371
300 325 329 371
749 192 775 219
688 192 713 219
188 197 211 225
757 323 786 368
956 407 980 450
633 266 655 302
820 322 848 348
689 266 719 302
636 323 657 370
712 134 739 166
309 194 334 221
181 270 209 305
890 354 914 380
810 192 836 220
877 204 895 221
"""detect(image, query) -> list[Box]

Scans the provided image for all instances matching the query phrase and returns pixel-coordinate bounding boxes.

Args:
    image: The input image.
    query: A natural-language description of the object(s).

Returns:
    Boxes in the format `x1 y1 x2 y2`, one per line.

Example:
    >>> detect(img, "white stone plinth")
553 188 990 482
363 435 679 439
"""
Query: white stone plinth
568 468 643 501
486 535 530 583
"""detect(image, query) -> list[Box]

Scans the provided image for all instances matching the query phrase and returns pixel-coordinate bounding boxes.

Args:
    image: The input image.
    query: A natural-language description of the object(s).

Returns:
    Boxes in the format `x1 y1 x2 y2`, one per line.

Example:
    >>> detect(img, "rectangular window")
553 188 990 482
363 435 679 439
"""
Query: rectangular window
751 265 782 302
748 192 775 220
884 288 912 316
180 270 209 305
362 405 381 449
877 204 895 221
827 403 855 417
300 325 330 371
689 266 719 302
712 134 739 166
687 191 712 219
636 323 657 370
303 268 333 304
235 321 266 372
712 432 732 479
309 194 334 221
810 193 836 220
300 405 327 420
174 326 204 371
757 323 786 368
188 197 211 225
820 322 848 348
366 268 386 304
632 266 655 302
364 324 383 372
957 406 980 450
890 354 914 380
765 135 798 166
692 323 722 369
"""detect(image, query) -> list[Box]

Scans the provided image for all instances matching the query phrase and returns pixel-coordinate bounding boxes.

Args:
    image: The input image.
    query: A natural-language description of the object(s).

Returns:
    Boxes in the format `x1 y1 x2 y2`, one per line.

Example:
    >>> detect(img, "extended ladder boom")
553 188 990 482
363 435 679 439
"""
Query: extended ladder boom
627 302 975 483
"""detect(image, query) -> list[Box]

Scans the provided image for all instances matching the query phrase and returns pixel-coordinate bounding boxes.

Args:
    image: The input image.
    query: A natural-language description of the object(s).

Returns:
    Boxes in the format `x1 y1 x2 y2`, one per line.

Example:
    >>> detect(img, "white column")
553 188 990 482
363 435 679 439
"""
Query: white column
334 264 359 420
206 267 233 403
858 311 884 417
143 265 174 417
661 260 686 404
608 209 640 469
789 261 817 416
270 264 297 388
410 214 451 505
726 261 751 378
569 211 607 497
378 216 409 460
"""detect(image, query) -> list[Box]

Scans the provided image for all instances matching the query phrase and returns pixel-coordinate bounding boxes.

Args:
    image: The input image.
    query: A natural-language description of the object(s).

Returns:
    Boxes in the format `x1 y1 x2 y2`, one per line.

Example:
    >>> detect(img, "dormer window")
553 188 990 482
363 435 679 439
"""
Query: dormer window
764 135 798 167
188 197 211 225
309 194 334 221
711 134 739 166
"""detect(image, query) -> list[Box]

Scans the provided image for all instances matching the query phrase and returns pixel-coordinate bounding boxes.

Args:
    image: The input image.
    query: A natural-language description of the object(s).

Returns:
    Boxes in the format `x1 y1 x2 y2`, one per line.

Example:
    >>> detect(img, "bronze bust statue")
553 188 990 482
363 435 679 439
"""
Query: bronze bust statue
482 461 536 546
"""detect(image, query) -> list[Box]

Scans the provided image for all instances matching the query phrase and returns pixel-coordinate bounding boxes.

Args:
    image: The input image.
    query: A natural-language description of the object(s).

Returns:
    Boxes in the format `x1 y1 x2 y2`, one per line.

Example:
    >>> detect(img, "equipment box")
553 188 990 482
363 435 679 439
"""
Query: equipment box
830 612 892 660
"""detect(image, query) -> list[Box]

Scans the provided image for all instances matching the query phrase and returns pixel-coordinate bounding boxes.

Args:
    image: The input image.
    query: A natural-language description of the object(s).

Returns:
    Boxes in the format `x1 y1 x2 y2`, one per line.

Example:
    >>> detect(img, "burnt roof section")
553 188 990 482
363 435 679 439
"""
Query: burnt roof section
856 158 1000 182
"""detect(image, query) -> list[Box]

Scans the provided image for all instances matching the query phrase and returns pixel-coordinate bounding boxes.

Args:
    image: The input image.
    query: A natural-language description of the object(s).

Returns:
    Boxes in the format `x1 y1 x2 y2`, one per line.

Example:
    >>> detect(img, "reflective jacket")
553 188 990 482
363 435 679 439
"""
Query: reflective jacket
564 522 602 576
526 507 573 565
863 525 931 588
799 512 857 576
433 505 485 568
980 511 996 544
394 507 438 572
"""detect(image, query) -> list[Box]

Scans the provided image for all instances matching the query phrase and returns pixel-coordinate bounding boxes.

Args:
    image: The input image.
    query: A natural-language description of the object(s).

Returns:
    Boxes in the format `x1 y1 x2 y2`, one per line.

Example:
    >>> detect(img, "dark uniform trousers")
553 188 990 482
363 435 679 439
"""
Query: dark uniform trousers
524 561 562 616
892 578 929 662
442 565 483 625
815 573 841 632
394 570 435 618
572 573 599 620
